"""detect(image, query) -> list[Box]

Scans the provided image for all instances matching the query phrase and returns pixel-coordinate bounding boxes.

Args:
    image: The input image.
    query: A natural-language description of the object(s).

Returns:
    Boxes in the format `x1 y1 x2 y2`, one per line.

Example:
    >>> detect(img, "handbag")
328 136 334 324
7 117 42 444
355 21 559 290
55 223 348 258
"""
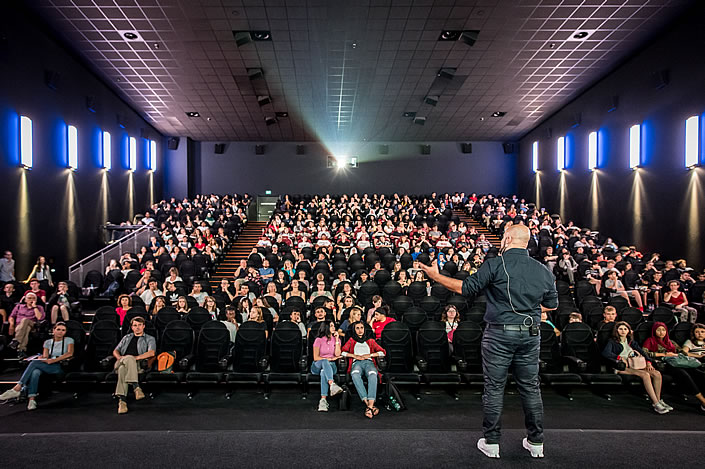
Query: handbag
627 354 646 370
663 354 702 369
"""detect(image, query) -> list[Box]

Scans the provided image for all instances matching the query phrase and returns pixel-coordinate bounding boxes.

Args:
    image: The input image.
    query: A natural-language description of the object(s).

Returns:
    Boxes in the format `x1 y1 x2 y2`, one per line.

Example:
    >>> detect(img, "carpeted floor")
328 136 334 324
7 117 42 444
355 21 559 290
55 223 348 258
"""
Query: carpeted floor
0 387 702 467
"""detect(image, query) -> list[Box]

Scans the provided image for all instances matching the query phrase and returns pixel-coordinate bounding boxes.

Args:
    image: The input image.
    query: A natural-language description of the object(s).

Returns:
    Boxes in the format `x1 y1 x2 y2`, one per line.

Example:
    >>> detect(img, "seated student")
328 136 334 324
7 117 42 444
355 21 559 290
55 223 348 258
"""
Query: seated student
596 306 617 330
150 296 167 317
309 280 333 303
22 278 47 305
369 306 396 341
237 283 257 303
441 305 460 351
204 295 220 320
236 297 252 324
175 296 190 315
139 278 162 308
682 323 705 359
339 306 363 339
307 306 328 333
264 281 282 307
541 310 560 337
46 281 75 324
8 292 45 358
311 320 344 412
341 321 386 419
0 282 19 323
568 312 582 324
220 306 238 342
255 297 278 322
664 280 697 323
164 282 181 306
602 321 671 414
0 322 74 410
247 306 269 338
604 271 643 311
642 322 705 412
189 282 207 307
288 308 307 338
366 295 383 323
116 294 132 325
112 316 156 414
215 278 237 303
258 259 275 285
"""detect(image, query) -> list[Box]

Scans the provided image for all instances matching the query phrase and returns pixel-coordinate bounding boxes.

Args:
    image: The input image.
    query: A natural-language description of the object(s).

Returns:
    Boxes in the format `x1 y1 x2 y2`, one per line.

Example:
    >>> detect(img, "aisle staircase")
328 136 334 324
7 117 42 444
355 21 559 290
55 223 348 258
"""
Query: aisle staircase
453 209 502 247
209 221 267 289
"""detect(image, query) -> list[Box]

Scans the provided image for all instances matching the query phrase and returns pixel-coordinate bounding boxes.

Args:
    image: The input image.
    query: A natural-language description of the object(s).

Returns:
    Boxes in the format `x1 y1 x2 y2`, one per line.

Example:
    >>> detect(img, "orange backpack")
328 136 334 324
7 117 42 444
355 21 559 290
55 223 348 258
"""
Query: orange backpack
156 351 176 373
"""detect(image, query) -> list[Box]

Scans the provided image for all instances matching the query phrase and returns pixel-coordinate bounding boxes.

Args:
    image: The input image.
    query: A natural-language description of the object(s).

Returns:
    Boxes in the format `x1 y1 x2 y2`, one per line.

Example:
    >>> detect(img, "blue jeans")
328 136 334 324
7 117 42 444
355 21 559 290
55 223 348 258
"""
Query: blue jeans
350 360 378 401
481 327 544 445
19 361 64 397
311 359 337 396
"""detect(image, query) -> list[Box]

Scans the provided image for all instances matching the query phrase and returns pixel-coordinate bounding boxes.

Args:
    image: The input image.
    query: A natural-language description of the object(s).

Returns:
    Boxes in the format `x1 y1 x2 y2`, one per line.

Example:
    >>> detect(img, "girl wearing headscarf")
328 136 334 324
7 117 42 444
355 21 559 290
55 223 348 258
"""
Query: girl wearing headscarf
341 321 386 419
643 322 705 412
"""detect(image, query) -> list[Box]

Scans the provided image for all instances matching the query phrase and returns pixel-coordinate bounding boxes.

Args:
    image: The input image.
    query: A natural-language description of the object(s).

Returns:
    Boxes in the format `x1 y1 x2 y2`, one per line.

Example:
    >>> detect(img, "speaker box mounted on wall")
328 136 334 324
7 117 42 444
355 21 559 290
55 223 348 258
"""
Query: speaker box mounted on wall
650 69 669 90
44 69 60 90
502 142 516 154
296 145 305 155
255 144 265 155
379 144 389 155
214 143 226 154
420 144 431 155
461 143 472 154
167 137 180 150
86 96 97 113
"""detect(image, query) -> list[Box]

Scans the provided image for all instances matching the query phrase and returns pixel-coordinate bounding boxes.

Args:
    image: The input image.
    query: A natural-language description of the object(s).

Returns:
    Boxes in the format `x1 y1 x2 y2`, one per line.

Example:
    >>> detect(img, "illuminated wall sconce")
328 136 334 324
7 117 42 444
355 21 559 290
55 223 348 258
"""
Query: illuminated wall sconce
149 139 157 171
532 141 538 172
67 125 78 170
20 115 33 169
102 131 111 170
128 136 137 171
629 124 641 169
685 115 699 169
557 136 565 171
588 131 598 170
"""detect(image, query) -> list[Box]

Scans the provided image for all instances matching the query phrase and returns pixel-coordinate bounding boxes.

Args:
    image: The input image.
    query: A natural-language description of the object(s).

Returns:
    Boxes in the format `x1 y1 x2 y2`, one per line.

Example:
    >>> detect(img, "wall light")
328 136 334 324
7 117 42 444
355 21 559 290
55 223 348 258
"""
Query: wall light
685 115 699 169
102 131 111 170
149 139 157 171
557 136 565 171
629 124 641 169
128 136 136 171
532 141 538 172
20 115 33 169
67 125 78 170
588 131 598 170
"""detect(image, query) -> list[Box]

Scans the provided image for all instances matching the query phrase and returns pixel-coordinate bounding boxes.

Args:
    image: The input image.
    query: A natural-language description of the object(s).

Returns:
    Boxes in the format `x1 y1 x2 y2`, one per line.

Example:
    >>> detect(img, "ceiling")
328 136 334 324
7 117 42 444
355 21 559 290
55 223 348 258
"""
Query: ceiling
30 0 692 142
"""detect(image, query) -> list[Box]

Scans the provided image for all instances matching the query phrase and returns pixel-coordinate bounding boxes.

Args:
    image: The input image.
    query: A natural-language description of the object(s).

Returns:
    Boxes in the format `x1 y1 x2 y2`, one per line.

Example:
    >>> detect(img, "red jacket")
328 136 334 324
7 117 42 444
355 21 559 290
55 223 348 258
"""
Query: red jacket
341 337 387 381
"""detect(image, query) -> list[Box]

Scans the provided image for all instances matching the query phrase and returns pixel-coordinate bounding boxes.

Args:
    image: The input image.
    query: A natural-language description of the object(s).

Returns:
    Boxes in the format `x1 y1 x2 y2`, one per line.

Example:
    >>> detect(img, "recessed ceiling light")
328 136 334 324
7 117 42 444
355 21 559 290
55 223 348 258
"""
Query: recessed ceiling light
567 29 597 41
351 41 357 49
206 117 212 121
491 111 506 117
403 111 416 118
439 30 461 41
265 116 277 126
186 112 200 118
252 31 271 41
120 31 140 41
275 111 289 118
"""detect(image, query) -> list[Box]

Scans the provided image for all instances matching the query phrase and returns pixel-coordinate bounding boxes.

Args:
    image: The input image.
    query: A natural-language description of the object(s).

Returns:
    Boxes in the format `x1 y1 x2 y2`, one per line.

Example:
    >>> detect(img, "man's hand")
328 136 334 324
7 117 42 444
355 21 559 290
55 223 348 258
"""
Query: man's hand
418 261 439 280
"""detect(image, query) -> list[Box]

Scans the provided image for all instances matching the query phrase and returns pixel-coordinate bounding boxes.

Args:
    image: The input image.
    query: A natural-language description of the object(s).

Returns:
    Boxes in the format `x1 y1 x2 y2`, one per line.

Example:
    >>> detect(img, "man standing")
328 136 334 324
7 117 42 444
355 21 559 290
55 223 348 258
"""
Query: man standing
0 250 15 282
420 224 557 459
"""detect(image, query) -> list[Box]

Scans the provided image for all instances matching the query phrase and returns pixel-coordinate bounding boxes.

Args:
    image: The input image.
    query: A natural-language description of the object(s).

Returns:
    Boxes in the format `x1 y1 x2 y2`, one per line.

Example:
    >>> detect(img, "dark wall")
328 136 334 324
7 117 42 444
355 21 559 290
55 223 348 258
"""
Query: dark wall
164 137 188 201
0 4 163 280
196 140 516 196
518 5 705 268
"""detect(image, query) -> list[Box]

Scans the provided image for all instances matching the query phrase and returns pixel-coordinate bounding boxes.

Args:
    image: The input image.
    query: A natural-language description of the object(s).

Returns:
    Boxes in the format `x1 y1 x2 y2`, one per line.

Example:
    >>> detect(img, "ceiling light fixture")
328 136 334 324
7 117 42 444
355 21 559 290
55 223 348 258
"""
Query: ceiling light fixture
252 31 271 41
567 29 597 41
120 31 140 41
439 31 461 41
275 111 289 118
265 116 277 126
491 111 506 117
403 111 416 118
186 112 200 118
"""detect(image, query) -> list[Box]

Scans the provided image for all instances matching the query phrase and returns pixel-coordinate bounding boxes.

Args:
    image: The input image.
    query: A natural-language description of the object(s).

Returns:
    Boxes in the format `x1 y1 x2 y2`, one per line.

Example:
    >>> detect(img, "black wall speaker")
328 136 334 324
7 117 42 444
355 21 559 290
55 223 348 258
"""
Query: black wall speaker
421 144 431 155
167 137 180 150
214 143 225 154
502 142 516 154
44 70 60 90
86 96 97 113
255 144 265 155
379 144 389 155
650 69 669 90
461 143 472 154
296 145 305 155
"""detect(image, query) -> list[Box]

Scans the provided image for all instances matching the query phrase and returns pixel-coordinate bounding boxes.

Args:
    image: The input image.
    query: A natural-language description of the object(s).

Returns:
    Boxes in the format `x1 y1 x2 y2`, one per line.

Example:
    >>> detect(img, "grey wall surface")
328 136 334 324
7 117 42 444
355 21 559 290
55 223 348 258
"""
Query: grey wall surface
0 4 163 279
197 140 516 196
518 4 705 267
164 137 188 201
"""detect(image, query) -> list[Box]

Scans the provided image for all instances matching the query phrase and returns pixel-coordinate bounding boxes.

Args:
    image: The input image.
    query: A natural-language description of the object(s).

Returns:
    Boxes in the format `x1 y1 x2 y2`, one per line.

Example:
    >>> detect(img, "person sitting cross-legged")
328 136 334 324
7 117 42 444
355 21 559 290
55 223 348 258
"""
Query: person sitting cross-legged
341 321 386 419
112 316 156 414
0 322 74 410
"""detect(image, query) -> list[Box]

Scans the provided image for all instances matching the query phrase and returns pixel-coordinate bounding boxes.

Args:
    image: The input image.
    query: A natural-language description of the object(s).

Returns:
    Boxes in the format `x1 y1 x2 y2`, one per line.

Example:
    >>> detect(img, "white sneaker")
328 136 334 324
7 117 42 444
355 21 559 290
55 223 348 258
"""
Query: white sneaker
659 400 673 411
522 438 544 458
653 401 670 414
330 382 343 396
477 438 500 459
317 398 329 412
27 399 37 411
0 388 21 401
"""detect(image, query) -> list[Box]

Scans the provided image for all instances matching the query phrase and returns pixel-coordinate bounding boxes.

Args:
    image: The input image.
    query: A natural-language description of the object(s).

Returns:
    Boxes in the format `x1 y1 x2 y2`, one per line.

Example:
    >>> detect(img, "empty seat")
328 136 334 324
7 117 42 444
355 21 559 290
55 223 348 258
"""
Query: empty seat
649 307 676 330
186 322 232 388
406 281 427 304
560 322 622 390
379 322 420 388
538 323 582 391
415 321 461 386
607 296 629 313
451 322 484 385
373 269 392 288
226 321 268 389
94 306 119 325
618 307 643 328
430 283 450 305
382 281 403 305
266 321 306 395
145 321 195 386
186 308 213 334
65 320 122 385
391 296 414 318
418 296 442 320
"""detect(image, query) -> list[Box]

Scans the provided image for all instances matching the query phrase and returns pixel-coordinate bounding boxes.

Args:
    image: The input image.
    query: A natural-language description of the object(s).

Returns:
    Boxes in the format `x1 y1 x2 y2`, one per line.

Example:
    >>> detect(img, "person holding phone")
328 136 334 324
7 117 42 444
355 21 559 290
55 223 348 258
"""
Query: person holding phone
311 320 343 412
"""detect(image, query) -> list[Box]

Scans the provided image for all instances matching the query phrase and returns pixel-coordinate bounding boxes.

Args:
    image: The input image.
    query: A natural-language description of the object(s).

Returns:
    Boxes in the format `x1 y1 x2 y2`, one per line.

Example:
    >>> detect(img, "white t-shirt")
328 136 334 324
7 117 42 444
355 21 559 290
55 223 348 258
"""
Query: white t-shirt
353 341 371 359
44 337 74 359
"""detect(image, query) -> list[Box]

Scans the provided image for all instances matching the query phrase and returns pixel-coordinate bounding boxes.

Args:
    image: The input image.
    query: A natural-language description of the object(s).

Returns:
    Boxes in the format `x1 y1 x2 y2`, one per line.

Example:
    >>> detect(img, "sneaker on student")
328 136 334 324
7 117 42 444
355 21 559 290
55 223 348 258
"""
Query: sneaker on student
27 399 37 411
118 400 128 414
317 398 329 412
0 388 21 401
8 339 19 350
134 387 145 401
653 401 669 414
477 438 500 459
659 400 673 412
330 383 343 396
522 438 544 458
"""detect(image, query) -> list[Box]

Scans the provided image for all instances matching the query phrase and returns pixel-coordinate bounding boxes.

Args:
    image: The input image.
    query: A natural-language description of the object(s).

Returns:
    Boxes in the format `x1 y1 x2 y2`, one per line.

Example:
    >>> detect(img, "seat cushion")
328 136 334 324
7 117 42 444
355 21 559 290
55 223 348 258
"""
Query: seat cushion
580 373 623 385
185 372 224 383
540 373 582 385
225 372 263 383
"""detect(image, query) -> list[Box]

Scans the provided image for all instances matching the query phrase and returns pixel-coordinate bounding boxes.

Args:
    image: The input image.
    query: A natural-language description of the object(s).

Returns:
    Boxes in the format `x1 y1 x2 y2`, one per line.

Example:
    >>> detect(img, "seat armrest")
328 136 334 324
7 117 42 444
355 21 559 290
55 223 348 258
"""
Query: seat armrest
179 354 194 370
100 356 116 370
454 357 467 372
258 356 269 371
299 355 308 372
416 356 428 372
336 357 347 371
563 355 587 372
377 357 388 371
538 359 547 372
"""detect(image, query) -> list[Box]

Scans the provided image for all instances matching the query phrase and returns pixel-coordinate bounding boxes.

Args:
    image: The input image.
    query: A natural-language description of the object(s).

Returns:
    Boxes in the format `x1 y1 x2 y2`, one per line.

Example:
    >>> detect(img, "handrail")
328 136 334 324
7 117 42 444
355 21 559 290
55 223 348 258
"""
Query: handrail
68 225 159 288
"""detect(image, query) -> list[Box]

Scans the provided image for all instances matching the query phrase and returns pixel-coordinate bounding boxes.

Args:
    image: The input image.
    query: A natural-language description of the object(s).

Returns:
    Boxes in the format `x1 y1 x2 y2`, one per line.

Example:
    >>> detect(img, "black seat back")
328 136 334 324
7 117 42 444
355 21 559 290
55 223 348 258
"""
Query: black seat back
154 310 182 334
94 306 119 325
391 296 413 318
382 281 403 304
232 321 267 372
670 322 694 347
452 321 483 371
194 321 231 372
446 295 469 317
560 322 600 371
160 320 194 365
607 296 629 313
407 281 427 302
595 322 616 355
634 321 654 346
418 295 441 320
270 321 303 372
358 281 380 306
62 319 86 371
380 322 415 373
649 307 676 330
619 307 642 328
186 308 213 333
416 321 452 372
84 320 121 371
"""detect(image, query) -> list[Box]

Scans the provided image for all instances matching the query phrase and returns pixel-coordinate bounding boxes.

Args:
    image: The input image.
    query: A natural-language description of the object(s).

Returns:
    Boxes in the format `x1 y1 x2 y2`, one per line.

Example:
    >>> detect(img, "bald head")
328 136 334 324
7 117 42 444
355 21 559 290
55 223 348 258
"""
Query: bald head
503 224 530 250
